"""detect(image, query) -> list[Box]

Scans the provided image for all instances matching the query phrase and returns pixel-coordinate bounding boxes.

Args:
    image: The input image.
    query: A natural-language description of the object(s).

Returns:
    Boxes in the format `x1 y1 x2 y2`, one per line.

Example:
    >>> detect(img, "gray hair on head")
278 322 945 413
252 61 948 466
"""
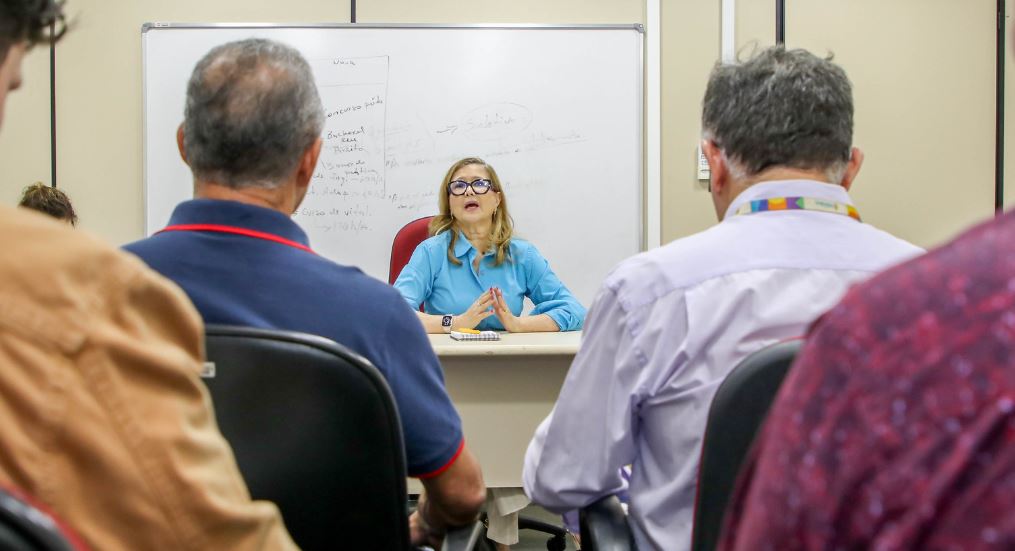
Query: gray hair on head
702 45 853 184
183 38 325 188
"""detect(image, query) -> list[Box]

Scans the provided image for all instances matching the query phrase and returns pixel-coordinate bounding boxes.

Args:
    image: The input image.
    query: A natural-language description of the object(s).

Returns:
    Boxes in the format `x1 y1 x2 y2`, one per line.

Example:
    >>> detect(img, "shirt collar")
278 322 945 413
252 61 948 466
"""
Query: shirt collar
724 179 853 220
452 230 475 259
166 199 311 247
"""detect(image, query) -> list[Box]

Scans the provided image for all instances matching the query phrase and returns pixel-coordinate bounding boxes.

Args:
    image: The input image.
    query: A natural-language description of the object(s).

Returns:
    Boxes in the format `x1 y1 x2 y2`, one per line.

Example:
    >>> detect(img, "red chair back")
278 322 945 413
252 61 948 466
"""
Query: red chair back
388 216 434 285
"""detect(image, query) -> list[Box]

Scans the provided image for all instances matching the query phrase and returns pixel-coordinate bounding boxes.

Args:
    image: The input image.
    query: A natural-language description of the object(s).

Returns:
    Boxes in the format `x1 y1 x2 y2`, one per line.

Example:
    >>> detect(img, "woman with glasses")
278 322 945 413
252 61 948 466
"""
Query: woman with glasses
393 157 585 334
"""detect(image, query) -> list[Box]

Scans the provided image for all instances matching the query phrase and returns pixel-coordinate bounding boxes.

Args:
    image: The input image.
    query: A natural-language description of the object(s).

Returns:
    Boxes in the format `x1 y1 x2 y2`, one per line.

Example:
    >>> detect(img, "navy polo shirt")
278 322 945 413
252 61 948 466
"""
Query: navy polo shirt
125 199 464 477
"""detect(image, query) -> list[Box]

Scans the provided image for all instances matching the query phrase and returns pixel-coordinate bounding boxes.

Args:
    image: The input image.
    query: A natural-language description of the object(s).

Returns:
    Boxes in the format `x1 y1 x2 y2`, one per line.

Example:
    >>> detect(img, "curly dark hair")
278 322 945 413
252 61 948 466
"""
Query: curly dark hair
0 0 65 61
19 182 77 225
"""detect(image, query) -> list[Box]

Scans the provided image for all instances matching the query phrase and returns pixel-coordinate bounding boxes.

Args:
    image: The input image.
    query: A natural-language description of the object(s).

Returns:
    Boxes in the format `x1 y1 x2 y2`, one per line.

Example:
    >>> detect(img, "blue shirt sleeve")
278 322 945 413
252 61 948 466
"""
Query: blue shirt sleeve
376 291 464 477
393 241 435 310
521 243 587 331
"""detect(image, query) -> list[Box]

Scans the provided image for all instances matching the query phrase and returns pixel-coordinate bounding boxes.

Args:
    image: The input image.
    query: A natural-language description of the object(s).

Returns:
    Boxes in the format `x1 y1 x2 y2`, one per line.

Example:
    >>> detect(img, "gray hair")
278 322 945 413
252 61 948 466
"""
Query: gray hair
183 38 325 188
702 46 853 183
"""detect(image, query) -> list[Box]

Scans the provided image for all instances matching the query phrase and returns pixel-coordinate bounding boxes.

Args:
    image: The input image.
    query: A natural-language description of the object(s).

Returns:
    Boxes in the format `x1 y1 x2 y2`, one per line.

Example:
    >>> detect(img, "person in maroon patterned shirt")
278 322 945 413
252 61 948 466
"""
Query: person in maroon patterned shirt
718 210 1015 551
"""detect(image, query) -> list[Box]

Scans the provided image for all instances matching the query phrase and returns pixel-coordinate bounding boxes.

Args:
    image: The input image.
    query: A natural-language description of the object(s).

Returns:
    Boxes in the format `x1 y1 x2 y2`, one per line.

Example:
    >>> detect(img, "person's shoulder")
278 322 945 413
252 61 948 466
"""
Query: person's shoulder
822 211 1015 336
396 230 444 258
5 205 148 279
419 231 451 250
874 211 1012 291
602 225 731 299
505 237 539 260
507 237 537 253
854 221 925 257
307 255 412 308
123 231 173 259
310 254 384 287
0 205 192 321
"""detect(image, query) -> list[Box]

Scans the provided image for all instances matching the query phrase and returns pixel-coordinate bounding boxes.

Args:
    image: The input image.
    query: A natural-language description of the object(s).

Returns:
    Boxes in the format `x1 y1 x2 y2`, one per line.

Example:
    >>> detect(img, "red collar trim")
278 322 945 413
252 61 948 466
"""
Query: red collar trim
157 224 316 255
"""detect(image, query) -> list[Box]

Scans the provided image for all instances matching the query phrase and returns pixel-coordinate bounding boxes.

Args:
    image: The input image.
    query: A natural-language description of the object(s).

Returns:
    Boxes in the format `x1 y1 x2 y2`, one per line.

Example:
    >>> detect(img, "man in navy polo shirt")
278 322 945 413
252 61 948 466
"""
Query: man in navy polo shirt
125 38 485 547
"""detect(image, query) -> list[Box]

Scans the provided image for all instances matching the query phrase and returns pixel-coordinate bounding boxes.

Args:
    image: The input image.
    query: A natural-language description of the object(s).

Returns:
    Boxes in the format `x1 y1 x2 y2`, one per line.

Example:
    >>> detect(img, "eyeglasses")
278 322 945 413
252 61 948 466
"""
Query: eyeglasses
448 178 493 196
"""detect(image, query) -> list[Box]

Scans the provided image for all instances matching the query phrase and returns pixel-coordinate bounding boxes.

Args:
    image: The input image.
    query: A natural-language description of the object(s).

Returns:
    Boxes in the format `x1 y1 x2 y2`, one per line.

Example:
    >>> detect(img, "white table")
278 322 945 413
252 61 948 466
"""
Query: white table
408 331 580 492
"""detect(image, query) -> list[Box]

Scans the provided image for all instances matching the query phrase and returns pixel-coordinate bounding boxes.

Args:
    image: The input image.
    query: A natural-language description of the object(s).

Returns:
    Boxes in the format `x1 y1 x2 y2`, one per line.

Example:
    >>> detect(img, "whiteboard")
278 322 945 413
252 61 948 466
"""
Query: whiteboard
142 23 643 309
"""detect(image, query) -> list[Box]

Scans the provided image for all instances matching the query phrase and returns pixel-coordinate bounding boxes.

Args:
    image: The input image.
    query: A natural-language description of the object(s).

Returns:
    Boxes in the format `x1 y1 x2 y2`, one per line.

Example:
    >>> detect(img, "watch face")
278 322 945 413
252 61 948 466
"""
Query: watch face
442 315 453 327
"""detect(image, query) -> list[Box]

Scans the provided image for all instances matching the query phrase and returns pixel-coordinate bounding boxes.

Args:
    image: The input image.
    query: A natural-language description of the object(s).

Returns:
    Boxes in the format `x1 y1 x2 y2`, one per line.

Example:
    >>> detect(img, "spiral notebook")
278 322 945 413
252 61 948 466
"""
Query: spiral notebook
450 330 501 341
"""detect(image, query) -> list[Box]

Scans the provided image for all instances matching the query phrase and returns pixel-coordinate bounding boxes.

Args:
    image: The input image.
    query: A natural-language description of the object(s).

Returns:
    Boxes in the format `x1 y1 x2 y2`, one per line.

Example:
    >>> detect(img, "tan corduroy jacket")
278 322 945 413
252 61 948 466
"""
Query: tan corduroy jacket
0 205 296 550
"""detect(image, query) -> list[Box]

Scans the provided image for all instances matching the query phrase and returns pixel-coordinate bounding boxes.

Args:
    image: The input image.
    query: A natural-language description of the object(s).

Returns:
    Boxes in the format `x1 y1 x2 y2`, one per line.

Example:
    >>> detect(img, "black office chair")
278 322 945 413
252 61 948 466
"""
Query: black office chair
475 514 568 551
690 339 803 551
579 495 635 551
203 325 481 551
518 516 568 550
0 487 83 551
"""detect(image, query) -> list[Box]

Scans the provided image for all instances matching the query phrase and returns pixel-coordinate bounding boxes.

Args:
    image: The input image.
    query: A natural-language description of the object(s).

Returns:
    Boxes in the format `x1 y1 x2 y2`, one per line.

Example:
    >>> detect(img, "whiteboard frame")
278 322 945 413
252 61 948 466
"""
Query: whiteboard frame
141 22 647 252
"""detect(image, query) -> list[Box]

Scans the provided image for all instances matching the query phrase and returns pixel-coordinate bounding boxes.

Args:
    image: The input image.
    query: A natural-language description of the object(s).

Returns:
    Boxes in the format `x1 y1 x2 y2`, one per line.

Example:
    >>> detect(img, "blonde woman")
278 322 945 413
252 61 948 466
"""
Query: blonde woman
394 157 585 334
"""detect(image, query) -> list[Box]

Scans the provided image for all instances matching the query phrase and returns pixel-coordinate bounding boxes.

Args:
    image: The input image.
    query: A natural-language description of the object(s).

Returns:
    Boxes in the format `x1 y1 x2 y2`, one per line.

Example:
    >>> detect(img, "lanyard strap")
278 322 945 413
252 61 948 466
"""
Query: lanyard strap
735 196 861 222
157 224 317 255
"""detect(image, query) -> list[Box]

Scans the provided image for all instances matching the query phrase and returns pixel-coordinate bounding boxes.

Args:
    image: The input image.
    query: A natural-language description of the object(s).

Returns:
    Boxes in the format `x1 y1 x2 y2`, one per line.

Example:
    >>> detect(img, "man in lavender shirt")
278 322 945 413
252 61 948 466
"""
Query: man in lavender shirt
523 46 923 550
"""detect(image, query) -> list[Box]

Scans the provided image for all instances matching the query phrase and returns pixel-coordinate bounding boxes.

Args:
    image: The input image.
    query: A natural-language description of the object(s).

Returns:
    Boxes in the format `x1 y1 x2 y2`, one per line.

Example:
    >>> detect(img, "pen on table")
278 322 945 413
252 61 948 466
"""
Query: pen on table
455 328 482 334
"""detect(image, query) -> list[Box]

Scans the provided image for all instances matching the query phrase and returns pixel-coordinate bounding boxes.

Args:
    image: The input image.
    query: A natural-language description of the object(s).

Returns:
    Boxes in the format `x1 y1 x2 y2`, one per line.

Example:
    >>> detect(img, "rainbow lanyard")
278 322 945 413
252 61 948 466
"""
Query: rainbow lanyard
734 196 861 222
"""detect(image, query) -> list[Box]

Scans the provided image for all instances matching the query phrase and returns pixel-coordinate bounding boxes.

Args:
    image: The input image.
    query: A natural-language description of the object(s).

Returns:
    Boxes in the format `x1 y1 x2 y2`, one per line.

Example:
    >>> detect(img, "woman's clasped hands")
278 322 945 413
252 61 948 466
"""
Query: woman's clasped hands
454 287 522 332
453 290 495 329
489 287 522 332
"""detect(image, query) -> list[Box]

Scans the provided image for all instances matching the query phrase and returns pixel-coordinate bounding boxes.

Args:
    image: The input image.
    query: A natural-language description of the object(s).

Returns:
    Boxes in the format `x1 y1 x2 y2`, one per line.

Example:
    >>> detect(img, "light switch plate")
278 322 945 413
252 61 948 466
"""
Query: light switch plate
697 144 710 186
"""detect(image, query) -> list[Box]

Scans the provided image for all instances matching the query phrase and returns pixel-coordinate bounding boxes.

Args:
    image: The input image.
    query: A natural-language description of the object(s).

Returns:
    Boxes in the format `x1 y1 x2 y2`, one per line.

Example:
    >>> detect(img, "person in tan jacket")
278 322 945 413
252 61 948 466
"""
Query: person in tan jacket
0 1 296 549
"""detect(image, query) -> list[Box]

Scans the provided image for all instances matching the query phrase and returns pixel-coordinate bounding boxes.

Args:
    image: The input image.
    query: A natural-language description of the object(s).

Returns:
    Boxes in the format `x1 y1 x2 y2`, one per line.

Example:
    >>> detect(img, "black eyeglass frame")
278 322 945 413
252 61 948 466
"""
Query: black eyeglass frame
447 178 494 196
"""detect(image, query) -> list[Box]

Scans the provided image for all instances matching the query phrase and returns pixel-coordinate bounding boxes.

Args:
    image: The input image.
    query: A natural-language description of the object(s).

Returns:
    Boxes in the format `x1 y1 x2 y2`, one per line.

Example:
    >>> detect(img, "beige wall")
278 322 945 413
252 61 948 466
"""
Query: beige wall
357 0 642 24
736 0 776 50
662 1 998 248
788 0 996 247
30 0 350 244
659 2 719 242
0 45 51 205
658 0 782 245
0 1 1005 249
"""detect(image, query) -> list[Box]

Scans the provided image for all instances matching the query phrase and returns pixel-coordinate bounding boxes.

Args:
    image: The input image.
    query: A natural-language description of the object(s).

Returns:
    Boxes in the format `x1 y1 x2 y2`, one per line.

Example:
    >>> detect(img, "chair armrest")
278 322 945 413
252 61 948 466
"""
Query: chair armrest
579 496 637 551
441 521 484 551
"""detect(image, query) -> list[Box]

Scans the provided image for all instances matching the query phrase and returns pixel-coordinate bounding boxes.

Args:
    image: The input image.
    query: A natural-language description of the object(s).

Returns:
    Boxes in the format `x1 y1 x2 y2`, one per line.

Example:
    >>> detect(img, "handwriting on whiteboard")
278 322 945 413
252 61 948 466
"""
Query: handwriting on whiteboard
297 55 586 235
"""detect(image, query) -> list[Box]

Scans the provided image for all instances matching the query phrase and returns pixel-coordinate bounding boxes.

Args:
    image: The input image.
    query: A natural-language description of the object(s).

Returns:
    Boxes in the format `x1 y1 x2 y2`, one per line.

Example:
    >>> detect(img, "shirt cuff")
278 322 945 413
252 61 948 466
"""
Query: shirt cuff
544 309 577 332
412 438 465 479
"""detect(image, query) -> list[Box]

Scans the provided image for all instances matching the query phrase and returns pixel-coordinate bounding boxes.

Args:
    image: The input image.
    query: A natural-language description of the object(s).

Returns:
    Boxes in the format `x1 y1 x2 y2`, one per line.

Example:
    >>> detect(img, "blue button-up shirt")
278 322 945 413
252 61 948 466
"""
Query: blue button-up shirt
393 231 586 331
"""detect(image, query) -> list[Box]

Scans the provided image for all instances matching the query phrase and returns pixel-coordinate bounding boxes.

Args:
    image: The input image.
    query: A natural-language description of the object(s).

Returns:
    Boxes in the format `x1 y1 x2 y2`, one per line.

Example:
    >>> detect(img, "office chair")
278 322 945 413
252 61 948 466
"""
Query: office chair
576 339 802 551
0 486 85 551
389 216 434 285
690 339 803 551
203 325 481 551
578 496 635 551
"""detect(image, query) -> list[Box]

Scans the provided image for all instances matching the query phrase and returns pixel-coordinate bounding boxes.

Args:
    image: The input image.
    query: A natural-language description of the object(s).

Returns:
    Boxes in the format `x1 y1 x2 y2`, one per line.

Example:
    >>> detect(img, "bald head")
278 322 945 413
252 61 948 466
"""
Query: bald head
182 38 324 188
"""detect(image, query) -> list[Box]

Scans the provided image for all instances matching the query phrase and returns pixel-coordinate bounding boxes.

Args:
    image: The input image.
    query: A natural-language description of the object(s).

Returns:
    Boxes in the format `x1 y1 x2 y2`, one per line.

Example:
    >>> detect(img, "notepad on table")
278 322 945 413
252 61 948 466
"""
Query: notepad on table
450 330 500 341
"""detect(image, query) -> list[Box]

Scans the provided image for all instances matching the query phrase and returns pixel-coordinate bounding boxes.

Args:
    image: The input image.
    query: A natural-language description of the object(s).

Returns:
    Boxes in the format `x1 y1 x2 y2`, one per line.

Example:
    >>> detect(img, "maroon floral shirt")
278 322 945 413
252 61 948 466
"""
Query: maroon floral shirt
719 211 1015 551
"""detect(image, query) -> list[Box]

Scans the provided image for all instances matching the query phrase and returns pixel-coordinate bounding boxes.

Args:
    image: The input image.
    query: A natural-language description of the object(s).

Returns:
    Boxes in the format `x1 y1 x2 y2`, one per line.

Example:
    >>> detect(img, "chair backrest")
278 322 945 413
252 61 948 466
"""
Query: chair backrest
389 216 434 285
0 487 85 551
203 325 410 551
691 339 803 551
